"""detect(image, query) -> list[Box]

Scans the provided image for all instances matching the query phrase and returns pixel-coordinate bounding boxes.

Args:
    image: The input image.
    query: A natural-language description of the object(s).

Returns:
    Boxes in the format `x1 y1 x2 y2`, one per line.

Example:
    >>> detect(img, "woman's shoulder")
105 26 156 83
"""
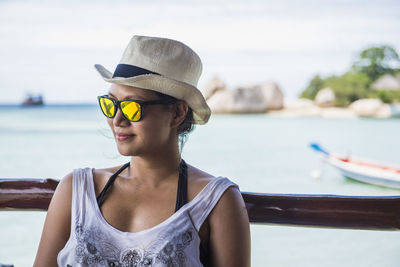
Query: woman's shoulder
64 167 112 191
91 164 127 195
92 165 125 175
187 163 233 202
187 164 242 211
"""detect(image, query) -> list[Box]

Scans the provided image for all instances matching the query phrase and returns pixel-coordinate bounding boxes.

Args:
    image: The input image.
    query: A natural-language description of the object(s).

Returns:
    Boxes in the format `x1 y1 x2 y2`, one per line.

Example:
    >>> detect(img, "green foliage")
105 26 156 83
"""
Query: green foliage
323 72 371 107
368 90 400 104
300 75 325 100
352 46 400 81
303 72 370 107
300 45 400 106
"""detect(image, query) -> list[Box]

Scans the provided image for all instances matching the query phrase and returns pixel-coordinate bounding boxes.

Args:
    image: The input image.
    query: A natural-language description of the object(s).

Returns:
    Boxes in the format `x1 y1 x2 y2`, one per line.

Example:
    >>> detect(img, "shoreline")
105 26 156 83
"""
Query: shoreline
267 106 357 118
209 98 400 119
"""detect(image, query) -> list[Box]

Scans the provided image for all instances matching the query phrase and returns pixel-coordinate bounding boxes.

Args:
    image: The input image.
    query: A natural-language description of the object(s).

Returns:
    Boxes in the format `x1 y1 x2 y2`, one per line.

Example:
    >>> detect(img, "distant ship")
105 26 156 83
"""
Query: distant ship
22 94 44 106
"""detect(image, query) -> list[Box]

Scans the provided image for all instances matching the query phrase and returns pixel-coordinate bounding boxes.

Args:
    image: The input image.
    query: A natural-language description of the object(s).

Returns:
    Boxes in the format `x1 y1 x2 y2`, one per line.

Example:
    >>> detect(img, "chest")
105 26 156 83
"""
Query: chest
64 208 201 267
98 180 179 233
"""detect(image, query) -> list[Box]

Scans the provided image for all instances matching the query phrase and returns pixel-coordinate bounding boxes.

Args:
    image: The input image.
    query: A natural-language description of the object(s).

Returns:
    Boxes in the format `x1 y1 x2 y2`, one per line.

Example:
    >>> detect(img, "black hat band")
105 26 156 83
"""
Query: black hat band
112 64 160 78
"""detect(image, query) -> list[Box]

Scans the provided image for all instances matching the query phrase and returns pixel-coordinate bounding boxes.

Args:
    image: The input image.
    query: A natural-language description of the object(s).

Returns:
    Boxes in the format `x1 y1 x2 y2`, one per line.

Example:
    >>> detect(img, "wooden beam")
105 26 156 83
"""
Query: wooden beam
242 192 400 230
1 179 399 230
0 178 57 210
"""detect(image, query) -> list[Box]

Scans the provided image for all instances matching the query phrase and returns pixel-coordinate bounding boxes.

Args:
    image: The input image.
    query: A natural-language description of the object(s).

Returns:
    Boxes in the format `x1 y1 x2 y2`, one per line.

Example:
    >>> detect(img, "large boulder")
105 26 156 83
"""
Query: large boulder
206 81 284 113
258 82 284 110
206 86 267 113
390 103 400 117
349 98 391 118
315 87 335 107
371 74 400 91
202 76 227 100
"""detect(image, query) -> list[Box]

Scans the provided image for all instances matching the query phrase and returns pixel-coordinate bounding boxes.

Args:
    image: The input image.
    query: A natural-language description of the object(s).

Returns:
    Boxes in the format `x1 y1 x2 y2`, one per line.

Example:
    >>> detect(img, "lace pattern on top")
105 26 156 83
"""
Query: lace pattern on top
73 222 195 267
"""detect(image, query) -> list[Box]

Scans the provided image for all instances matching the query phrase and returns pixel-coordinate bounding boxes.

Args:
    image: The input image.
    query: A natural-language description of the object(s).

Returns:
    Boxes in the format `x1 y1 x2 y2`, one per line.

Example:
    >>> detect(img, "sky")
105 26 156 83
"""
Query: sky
0 0 399 104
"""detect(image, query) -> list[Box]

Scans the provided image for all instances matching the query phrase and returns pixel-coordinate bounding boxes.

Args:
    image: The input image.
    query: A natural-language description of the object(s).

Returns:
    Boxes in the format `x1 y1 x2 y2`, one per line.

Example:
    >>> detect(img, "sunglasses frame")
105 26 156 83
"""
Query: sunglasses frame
97 95 169 122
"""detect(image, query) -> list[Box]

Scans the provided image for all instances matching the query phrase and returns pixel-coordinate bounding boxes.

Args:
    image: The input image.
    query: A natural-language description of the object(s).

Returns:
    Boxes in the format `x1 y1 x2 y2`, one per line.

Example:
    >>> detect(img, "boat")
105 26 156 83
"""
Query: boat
310 143 400 189
21 93 44 106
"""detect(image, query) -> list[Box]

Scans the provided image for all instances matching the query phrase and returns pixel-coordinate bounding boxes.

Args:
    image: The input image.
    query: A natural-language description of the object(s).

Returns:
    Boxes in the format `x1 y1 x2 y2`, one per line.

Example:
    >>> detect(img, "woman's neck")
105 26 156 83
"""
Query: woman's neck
129 146 182 187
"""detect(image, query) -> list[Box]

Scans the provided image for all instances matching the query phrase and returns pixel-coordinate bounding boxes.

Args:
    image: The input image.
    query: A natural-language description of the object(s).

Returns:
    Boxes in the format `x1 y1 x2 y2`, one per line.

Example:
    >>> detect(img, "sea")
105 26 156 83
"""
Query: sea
0 105 399 267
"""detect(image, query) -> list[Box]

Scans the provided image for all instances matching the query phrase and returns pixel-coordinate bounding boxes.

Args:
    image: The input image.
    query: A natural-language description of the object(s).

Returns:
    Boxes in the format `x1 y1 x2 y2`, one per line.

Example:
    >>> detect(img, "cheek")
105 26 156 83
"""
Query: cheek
141 118 173 143
106 119 115 133
142 123 168 141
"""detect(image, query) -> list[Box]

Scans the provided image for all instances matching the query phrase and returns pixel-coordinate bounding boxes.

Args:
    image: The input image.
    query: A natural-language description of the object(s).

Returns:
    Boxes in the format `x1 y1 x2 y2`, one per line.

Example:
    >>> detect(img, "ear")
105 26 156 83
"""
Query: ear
170 101 188 128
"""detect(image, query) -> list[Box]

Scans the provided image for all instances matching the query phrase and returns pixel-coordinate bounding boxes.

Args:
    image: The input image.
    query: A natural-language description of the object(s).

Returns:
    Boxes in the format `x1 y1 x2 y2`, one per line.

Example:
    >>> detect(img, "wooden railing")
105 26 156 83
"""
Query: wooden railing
1 178 400 230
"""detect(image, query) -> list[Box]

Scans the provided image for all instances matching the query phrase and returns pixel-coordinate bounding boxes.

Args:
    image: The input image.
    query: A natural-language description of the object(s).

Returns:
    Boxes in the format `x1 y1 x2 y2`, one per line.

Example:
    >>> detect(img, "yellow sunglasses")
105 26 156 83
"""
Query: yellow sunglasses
97 95 168 122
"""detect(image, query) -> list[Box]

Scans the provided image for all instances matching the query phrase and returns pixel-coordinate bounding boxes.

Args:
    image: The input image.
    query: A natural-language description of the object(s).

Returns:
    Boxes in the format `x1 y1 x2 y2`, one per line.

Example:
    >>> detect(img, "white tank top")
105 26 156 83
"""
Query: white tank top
57 168 238 267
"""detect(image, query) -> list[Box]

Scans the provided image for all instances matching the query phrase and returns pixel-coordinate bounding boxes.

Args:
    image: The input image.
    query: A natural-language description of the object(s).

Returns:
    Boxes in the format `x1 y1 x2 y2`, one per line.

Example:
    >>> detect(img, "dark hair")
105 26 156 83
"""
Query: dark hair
155 91 195 150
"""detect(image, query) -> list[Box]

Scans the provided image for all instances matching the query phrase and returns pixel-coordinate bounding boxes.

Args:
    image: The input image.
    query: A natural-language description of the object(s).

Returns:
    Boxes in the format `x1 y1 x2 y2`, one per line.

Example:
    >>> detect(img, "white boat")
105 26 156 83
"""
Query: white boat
310 143 400 189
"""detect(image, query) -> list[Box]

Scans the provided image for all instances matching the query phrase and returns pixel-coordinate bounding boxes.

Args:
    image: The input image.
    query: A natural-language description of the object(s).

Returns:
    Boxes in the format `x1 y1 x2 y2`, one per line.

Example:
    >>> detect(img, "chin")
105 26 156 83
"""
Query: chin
118 148 139 157
116 143 138 156
118 150 134 157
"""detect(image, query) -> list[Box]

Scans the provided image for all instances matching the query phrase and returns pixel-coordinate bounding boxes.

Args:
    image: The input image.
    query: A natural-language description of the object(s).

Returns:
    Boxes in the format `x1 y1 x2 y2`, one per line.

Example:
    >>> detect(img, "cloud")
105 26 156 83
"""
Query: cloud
0 0 399 102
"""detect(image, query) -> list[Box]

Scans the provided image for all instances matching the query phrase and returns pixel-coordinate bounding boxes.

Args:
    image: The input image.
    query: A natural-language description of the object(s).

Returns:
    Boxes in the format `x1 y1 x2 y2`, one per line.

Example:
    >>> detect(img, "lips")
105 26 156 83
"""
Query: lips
115 133 135 141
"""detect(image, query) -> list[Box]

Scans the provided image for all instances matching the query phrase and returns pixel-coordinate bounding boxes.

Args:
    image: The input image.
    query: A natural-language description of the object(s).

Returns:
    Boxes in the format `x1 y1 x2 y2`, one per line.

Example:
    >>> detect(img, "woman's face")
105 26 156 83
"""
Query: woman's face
106 84 176 157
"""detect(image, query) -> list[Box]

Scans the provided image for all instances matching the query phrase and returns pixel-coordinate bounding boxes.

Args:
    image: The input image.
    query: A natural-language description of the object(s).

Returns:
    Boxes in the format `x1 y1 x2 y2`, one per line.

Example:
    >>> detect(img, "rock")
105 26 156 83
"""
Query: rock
389 103 400 117
203 76 227 100
371 74 400 91
376 104 392 118
258 82 284 110
206 81 283 113
349 98 391 118
315 87 335 107
207 86 267 113
228 82 284 111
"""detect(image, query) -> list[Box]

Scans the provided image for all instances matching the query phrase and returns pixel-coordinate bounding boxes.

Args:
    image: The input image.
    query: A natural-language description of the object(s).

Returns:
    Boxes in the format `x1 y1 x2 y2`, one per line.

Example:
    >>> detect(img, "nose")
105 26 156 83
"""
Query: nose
113 105 130 127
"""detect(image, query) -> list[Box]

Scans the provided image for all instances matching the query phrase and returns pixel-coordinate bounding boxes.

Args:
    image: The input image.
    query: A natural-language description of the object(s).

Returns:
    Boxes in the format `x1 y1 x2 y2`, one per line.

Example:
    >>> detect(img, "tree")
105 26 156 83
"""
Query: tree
300 45 400 105
352 46 400 81
323 72 370 107
368 90 400 104
300 75 325 100
300 72 370 106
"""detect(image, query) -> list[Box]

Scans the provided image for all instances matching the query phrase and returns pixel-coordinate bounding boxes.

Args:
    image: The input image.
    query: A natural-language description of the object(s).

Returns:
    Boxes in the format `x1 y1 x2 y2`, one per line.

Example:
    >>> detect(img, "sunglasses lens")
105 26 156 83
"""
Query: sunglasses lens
121 101 141 121
99 97 115 118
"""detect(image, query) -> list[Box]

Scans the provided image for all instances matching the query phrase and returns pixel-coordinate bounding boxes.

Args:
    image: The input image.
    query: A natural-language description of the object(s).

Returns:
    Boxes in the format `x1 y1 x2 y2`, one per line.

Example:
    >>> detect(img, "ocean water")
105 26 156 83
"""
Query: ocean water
0 105 400 266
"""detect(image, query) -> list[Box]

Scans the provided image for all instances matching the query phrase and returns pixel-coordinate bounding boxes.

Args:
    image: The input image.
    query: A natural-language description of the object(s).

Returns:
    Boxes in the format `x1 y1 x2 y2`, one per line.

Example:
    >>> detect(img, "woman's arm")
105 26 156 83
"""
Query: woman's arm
33 172 73 267
208 186 251 267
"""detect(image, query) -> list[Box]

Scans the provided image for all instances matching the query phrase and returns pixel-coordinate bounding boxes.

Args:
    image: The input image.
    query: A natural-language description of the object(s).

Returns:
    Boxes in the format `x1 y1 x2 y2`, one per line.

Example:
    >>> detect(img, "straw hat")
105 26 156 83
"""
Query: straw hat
95 35 211 124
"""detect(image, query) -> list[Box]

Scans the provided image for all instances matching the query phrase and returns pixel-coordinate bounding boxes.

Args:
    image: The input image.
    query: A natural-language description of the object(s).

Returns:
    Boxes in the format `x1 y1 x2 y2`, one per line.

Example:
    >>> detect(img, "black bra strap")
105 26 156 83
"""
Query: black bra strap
175 159 188 212
96 162 130 207
96 160 188 212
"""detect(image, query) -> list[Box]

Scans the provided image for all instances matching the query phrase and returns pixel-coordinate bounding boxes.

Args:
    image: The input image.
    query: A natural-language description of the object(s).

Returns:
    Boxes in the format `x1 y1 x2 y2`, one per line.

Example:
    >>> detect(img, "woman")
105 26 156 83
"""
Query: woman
34 35 250 267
